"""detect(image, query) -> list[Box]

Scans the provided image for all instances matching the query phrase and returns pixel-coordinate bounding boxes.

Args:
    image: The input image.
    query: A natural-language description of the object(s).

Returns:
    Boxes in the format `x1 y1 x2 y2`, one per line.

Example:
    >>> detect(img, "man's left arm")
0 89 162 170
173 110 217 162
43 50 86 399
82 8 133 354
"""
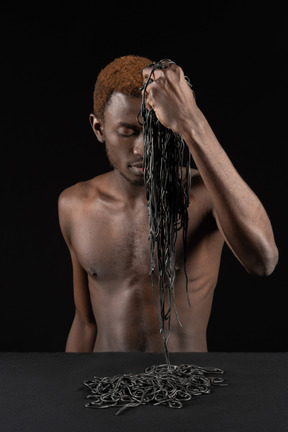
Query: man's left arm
142 63 279 276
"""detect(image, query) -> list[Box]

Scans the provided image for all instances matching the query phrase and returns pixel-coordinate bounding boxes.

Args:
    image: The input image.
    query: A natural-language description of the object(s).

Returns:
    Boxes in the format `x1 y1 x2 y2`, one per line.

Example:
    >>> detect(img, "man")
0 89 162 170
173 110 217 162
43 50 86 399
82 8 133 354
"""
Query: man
58 55 278 353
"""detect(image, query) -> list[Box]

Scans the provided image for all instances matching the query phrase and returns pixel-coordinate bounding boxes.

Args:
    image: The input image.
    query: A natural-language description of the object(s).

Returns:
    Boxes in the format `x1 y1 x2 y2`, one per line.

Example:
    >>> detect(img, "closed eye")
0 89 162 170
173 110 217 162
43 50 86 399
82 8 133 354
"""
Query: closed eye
117 122 141 137
117 129 137 137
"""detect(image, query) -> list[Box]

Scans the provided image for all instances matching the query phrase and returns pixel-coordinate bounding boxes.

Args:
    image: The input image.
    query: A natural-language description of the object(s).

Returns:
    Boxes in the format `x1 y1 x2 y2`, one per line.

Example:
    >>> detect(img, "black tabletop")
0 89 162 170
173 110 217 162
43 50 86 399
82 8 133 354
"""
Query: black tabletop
0 352 287 432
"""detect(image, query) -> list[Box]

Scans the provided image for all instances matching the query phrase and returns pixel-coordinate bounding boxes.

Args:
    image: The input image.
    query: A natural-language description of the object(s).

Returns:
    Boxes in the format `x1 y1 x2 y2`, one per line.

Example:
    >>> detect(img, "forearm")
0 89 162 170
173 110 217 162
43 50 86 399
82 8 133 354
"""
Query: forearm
182 110 278 275
65 314 97 352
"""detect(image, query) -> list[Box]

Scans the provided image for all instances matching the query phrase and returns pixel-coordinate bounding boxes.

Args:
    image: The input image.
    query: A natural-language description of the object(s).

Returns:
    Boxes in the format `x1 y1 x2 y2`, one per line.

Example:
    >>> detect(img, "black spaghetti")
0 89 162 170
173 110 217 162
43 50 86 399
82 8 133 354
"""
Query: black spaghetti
139 59 193 366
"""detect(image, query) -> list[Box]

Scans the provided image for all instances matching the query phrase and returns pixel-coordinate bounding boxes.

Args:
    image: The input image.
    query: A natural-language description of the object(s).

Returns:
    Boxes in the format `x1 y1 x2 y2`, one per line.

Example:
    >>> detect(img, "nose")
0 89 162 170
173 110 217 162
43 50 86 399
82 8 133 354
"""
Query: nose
132 132 144 158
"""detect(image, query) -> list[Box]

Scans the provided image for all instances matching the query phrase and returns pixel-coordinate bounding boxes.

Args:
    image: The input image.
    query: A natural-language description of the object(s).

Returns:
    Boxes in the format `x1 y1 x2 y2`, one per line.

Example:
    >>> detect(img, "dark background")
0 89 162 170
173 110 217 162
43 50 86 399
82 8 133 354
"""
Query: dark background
1 1 287 352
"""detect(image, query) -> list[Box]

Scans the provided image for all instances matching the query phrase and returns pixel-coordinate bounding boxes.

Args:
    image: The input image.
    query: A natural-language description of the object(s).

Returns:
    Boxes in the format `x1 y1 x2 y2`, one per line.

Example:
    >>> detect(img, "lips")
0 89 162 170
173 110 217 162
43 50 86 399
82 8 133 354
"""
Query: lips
129 162 144 175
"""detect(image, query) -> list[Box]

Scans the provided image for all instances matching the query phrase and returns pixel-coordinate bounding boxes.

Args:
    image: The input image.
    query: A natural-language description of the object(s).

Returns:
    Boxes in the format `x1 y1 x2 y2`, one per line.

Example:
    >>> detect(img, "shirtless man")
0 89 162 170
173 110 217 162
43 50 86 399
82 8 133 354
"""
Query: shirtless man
58 55 278 353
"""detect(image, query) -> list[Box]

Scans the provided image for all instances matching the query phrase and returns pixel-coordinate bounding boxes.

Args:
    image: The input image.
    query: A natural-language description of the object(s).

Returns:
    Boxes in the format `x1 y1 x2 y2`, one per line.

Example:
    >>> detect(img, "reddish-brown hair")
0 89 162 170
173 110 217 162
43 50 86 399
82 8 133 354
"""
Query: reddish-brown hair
93 55 152 119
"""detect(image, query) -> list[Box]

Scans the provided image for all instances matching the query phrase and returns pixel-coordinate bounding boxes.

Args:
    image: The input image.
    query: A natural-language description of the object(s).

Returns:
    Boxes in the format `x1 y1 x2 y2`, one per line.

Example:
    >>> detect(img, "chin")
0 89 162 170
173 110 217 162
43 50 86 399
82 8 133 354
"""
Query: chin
120 172 145 187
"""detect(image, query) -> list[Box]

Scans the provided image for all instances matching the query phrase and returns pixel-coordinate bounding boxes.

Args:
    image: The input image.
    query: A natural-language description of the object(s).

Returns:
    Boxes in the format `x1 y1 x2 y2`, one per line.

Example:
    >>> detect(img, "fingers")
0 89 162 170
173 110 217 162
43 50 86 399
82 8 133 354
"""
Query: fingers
141 68 160 111
141 62 181 111
142 61 179 85
142 59 176 75
142 68 164 90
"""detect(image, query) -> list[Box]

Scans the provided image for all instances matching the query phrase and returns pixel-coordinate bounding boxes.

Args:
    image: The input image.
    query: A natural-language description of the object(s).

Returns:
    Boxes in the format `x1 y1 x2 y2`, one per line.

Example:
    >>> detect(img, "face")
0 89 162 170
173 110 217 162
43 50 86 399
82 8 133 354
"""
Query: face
93 92 144 187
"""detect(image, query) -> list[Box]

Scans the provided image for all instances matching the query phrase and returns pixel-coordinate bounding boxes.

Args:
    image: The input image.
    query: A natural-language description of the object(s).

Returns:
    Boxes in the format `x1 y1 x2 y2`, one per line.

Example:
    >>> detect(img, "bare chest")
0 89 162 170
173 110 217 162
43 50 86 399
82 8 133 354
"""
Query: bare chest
70 199 221 283
71 205 152 279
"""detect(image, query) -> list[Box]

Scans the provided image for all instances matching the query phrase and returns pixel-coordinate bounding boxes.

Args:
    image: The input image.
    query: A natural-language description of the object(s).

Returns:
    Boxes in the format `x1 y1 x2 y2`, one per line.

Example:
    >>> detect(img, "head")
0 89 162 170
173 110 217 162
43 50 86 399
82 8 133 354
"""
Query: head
90 55 152 186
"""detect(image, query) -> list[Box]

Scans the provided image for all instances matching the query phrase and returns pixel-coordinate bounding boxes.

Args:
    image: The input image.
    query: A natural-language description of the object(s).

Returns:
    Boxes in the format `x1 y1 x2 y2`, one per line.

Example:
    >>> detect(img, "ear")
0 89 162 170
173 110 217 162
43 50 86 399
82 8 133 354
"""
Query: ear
89 113 105 143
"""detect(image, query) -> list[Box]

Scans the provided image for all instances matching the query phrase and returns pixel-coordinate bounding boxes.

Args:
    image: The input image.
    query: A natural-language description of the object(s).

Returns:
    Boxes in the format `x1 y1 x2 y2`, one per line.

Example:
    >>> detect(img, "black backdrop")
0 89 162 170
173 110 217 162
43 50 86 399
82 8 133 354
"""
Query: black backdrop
1 1 287 352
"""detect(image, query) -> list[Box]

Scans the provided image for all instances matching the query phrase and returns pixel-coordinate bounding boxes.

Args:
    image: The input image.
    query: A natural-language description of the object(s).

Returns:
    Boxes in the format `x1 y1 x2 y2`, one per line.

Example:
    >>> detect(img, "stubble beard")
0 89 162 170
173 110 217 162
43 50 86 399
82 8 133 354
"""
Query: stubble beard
119 171 145 187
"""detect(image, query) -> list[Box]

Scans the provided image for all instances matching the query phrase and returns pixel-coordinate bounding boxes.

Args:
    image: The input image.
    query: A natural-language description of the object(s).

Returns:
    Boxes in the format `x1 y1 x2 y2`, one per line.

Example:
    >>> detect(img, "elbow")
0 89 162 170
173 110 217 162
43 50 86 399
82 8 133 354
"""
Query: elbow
246 245 279 277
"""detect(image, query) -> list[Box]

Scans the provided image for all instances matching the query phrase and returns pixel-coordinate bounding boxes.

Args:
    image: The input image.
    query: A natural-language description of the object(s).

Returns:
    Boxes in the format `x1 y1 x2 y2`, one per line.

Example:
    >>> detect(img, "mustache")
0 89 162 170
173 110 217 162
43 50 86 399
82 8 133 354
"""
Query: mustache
129 158 144 166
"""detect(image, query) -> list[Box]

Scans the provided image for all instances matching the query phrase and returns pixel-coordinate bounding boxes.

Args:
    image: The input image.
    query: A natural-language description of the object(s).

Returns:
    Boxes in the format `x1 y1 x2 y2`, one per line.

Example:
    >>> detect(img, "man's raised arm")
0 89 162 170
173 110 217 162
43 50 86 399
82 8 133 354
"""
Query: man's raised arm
142 63 279 276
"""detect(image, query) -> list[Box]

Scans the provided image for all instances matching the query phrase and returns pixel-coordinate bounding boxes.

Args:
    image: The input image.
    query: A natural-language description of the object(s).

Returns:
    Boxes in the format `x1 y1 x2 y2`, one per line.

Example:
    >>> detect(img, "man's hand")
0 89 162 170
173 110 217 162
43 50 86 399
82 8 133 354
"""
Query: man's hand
142 63 198 135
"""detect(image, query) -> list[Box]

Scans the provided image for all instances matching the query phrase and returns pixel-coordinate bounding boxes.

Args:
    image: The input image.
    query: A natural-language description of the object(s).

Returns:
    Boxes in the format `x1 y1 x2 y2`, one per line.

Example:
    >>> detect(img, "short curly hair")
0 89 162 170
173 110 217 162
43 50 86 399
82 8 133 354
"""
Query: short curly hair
93 55 152 119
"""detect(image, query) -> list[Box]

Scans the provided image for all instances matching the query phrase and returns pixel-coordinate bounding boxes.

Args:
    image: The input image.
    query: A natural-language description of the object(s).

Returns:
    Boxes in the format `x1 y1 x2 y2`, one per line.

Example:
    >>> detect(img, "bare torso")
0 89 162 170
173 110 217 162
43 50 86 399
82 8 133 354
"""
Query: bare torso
59 66 278 354
65 169 224 353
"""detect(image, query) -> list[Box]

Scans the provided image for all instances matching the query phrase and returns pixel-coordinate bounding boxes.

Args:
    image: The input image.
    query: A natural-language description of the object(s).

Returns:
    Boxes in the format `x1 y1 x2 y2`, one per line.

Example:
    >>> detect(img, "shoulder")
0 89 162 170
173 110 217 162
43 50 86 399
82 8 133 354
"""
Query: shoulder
58 183 86 223
58 181 88 209
58 182 86 244
58 174 111 241
58 173 110 211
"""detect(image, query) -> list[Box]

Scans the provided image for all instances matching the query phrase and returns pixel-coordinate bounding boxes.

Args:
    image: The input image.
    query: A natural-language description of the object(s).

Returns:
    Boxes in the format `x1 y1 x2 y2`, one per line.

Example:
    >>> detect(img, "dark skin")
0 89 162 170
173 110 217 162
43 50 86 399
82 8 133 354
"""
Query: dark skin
59 64 278 352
